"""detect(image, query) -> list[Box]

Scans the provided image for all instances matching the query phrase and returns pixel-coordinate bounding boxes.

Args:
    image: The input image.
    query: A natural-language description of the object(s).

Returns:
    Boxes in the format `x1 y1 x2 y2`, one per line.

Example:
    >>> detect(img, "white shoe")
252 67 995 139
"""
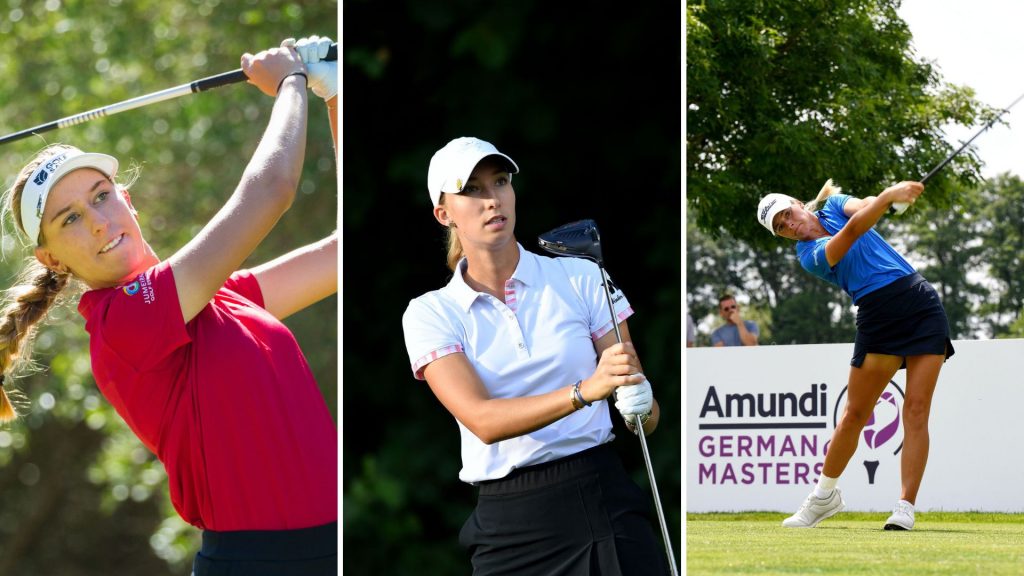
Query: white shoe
884 500 915 531
782 488 845 528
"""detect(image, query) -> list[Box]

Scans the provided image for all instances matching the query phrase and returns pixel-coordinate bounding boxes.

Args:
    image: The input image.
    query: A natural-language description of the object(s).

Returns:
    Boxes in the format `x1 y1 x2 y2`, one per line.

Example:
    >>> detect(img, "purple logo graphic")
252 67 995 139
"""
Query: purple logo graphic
833 381 905 484
863 391 901 451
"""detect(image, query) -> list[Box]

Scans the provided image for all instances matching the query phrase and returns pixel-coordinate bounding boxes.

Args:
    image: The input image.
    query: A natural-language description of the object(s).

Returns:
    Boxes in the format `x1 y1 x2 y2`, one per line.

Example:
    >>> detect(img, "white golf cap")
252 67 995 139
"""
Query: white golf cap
19 148 118 244
427 137 519 207
756 193 798 236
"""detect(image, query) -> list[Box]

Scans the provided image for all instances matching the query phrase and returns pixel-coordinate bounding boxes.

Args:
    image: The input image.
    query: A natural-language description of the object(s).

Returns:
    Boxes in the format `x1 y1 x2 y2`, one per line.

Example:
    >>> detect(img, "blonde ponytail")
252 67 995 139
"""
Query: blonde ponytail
804 178 842 212
438 195 465 271
0 263 70 423
0 143 79 423
445 227 464 272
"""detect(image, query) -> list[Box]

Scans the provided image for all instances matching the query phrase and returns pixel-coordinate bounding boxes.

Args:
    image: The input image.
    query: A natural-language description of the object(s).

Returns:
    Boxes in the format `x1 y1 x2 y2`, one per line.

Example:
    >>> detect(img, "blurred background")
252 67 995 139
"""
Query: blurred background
0 2 337 574
343 1 682 572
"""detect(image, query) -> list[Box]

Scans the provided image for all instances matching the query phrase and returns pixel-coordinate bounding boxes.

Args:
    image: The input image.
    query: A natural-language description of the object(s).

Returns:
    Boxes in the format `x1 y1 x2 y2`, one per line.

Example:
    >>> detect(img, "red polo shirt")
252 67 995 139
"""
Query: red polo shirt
78 260 337 531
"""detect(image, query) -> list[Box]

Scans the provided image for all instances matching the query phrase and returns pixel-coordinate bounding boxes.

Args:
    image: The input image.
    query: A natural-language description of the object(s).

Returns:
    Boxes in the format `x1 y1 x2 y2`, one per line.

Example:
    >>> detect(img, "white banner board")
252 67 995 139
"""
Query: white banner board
687 339 1024 512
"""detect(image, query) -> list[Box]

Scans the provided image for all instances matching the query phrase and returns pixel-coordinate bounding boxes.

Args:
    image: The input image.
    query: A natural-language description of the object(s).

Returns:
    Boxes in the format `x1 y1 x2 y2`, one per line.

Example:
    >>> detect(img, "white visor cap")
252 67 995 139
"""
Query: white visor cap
20 148 119 244
427 137 519 207
757 193 798 236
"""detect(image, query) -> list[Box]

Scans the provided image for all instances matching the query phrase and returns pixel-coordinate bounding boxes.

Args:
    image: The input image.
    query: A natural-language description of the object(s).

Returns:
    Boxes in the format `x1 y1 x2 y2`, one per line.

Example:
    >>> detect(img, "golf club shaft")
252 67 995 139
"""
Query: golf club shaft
921 90 1024 184
0 44 337 146
598 267 678 576
891 89 1024 214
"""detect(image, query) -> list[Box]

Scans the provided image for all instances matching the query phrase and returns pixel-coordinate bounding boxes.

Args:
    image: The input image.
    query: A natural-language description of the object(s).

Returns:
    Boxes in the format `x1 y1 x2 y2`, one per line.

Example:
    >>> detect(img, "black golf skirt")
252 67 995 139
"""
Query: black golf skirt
191 521 336 576
851 272 954 369
459 442 671 576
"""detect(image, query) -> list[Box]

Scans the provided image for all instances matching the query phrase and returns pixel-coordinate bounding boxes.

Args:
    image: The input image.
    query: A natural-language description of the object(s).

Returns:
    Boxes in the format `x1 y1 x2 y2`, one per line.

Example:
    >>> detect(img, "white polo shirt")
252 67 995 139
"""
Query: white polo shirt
402 243 634 483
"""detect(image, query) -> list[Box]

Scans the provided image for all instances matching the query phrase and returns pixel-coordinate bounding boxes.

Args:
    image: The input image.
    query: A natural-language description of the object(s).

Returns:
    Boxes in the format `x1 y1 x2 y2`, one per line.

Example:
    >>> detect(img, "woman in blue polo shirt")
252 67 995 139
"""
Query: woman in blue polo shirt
757 179 954 532
402 137 670 575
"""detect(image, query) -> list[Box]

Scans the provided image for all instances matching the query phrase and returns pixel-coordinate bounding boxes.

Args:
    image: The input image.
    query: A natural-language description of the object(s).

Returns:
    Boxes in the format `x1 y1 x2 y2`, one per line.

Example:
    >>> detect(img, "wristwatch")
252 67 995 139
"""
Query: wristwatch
625 411 652 434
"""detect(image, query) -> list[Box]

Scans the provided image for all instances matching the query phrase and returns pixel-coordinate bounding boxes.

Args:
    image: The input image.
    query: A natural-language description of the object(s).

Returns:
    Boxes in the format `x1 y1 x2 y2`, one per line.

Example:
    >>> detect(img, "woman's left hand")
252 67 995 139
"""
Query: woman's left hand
294 35 337 101
615 377 653 415
881 181 924 206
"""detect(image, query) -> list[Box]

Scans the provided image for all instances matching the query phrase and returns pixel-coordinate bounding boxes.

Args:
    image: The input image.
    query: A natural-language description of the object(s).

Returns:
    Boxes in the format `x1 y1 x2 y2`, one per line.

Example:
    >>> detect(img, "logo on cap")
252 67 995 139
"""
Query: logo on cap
455 178 463 192
759 198 777 224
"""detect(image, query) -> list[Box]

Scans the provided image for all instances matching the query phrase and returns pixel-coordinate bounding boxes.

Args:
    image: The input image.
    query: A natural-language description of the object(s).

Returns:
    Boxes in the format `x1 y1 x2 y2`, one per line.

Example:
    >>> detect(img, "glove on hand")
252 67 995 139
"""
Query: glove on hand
615 377 653 416
292 35 336 100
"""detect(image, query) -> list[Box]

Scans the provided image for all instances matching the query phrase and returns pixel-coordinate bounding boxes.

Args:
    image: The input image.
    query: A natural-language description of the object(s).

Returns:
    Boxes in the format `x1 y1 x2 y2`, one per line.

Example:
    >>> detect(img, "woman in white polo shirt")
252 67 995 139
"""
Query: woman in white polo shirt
402 136 669 575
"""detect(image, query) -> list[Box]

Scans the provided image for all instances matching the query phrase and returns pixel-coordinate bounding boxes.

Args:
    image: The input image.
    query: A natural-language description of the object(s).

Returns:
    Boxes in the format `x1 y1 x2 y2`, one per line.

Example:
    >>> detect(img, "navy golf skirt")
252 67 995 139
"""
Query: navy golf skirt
460 442 671 576
191 521 336 576
851 272 954 369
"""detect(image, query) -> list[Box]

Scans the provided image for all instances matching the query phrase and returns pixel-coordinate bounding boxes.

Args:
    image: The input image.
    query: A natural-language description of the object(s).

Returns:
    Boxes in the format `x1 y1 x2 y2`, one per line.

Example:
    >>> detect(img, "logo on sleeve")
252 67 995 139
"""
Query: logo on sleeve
122 275 156 304
606 278 624 304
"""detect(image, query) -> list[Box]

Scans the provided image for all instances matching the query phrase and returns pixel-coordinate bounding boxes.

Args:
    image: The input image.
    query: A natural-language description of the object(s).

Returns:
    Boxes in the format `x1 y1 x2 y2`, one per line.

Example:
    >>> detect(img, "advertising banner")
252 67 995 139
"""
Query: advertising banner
687 339 1024 512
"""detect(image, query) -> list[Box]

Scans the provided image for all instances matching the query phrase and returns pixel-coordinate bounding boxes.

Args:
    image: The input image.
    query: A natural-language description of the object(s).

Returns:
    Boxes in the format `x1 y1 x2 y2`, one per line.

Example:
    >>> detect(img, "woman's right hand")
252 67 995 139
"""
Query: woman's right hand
881 181 924 206
241 43 307 97
580 342 646 403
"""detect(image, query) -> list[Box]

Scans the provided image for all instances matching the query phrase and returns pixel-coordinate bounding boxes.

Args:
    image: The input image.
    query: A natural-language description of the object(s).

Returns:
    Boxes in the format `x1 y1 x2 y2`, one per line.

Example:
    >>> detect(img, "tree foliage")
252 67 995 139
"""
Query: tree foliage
687 0 990 247
0 3 337 574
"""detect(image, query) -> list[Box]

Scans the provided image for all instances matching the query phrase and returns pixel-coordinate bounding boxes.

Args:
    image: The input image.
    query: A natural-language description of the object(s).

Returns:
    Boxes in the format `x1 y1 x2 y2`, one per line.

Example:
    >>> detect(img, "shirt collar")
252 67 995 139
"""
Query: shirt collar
445 242 539 312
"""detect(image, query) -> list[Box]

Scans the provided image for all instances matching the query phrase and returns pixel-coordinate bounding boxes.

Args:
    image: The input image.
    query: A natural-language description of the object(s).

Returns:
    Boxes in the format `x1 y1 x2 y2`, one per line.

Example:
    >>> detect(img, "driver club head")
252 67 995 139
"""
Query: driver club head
537 219 604 265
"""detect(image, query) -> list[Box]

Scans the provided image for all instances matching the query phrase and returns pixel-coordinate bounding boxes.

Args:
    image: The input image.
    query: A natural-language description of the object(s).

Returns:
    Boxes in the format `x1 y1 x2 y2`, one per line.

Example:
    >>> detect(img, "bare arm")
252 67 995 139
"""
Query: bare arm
325 95 338 155
737 322 758 346
609 323 661 435
169 46 308 322
824 181 923 267
252 232 336 319
728 310 759 346
421 323 645 445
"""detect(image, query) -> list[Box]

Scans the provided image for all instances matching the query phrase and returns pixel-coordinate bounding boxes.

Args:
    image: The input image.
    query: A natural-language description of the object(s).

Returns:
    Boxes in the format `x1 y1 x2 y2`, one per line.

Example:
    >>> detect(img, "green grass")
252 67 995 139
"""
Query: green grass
687 512 1024 575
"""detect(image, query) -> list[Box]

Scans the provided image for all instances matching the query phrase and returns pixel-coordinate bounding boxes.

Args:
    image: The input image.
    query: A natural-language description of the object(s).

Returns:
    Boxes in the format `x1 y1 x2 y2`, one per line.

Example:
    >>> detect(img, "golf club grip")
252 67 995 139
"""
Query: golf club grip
193 43 339 92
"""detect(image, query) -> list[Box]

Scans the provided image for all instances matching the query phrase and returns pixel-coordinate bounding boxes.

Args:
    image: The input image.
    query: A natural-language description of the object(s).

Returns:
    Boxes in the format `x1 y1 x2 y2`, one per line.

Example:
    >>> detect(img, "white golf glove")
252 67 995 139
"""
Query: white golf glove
290 35 336 101
615 377 653 414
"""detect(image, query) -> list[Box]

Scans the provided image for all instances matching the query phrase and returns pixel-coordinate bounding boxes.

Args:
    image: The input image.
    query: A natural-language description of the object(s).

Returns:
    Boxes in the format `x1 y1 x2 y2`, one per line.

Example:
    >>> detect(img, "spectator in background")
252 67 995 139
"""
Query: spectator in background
711 294 759 347
686 313 697 347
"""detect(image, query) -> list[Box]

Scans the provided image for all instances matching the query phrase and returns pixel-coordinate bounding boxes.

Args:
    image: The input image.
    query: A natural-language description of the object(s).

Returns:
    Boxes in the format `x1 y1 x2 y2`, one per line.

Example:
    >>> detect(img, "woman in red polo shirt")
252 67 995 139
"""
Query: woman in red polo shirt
0 37 337 574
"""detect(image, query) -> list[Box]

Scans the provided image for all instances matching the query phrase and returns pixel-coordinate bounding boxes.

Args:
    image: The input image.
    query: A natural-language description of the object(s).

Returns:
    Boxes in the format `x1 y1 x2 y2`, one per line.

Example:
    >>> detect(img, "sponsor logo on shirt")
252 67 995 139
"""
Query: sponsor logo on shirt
122 274 155 304
606 278 624 304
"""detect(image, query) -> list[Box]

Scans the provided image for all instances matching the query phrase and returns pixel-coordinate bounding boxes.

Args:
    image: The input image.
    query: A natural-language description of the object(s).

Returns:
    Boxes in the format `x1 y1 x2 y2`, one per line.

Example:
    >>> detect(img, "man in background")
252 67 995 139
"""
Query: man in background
711 294 759 347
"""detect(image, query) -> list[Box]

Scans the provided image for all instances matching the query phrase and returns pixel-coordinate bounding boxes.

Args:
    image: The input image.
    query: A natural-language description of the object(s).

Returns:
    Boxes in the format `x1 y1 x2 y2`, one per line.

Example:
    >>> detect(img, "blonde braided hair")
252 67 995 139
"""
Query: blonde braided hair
0 144 79 422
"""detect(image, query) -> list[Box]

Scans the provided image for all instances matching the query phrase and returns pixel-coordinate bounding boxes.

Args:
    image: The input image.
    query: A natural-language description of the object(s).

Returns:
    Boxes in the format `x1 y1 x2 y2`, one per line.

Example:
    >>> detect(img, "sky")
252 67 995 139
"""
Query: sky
898 0 1024 179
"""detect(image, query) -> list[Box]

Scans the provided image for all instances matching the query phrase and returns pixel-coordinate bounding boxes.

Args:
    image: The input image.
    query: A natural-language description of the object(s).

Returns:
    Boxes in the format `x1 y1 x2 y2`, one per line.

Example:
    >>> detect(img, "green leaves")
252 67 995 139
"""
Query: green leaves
687 0 988 247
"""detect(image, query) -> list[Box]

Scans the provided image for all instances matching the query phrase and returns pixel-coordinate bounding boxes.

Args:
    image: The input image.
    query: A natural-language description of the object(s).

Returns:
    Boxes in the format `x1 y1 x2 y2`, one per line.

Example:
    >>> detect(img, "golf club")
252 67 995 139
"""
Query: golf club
0 43 337 146
538 219 679 576
890 88 1024 214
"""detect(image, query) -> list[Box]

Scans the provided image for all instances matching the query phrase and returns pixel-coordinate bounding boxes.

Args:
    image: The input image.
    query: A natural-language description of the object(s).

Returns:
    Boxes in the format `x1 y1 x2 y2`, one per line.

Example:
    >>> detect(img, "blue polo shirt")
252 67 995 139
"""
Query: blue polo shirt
796 194 915 302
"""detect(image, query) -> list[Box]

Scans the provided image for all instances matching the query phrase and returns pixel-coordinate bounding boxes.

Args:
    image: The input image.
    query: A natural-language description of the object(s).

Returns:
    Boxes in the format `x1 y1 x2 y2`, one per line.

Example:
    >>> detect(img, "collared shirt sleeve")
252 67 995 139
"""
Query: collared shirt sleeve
558 258 634 341
222 269 265 308
80 260 191 374
799 236 833 278
402 296 465 380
